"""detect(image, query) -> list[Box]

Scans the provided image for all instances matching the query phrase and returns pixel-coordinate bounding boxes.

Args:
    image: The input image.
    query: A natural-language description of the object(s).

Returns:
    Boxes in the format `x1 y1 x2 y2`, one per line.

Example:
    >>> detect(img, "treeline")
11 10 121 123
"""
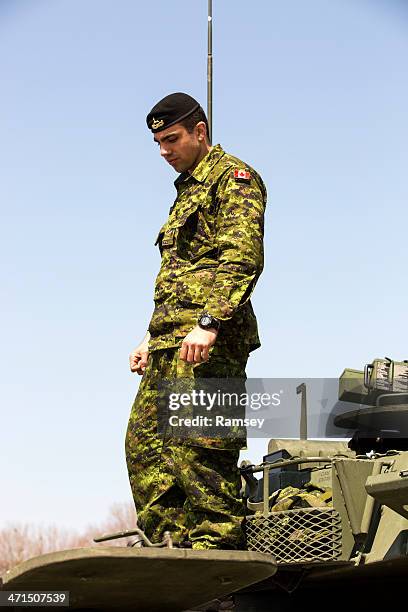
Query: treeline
0 502 136 575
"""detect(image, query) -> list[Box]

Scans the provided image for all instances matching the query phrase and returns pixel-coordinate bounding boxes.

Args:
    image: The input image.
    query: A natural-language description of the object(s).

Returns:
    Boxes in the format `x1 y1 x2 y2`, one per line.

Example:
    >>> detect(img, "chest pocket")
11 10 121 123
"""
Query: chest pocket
154 198 216 261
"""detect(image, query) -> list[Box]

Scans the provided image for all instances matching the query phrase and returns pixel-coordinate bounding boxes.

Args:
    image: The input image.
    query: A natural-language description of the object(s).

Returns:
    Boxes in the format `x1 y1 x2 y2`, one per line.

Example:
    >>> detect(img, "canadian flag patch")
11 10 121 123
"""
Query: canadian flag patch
234 168 251 181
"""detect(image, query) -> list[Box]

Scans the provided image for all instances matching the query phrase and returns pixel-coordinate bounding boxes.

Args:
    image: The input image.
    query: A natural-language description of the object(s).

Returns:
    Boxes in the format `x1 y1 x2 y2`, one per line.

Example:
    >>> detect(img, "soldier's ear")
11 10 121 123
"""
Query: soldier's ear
196 121 207 142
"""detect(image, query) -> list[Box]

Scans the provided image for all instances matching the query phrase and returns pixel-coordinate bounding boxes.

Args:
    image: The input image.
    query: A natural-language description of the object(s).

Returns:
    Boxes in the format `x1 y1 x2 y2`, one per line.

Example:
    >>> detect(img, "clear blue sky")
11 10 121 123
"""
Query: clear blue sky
1 0 407 530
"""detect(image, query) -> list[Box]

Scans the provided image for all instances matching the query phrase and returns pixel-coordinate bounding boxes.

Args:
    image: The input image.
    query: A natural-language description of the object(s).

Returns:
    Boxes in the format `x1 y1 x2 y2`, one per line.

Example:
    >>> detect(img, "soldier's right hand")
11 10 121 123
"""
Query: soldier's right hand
129 339 149 375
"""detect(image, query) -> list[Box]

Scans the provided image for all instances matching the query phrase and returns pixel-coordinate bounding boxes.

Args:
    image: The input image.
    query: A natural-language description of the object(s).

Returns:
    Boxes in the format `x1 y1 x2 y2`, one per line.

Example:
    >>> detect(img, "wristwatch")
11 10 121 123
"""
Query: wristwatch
198 312 220 331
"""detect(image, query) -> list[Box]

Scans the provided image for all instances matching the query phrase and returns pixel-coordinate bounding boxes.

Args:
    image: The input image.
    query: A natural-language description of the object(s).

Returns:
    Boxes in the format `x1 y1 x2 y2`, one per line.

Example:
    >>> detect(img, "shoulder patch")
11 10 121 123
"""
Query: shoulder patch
233 168 251 183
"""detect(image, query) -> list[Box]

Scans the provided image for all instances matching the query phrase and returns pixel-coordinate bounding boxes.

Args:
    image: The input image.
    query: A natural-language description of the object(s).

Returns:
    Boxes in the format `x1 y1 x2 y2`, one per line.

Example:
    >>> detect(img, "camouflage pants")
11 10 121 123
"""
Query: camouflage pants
125 344 249 549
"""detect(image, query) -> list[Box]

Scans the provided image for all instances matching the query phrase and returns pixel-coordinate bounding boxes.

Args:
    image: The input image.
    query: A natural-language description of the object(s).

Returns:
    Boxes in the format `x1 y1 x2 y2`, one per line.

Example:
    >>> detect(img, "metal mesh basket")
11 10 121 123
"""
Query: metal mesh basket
246 507 342 564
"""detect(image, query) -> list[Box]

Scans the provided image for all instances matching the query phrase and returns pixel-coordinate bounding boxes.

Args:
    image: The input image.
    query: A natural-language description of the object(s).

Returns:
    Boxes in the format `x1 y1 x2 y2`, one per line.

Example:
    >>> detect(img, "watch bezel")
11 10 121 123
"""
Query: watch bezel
198 312 220 330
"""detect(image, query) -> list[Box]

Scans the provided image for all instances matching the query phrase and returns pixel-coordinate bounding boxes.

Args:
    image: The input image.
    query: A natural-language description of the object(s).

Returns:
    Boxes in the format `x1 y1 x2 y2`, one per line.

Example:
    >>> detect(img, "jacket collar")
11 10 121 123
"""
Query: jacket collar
174 144 225 188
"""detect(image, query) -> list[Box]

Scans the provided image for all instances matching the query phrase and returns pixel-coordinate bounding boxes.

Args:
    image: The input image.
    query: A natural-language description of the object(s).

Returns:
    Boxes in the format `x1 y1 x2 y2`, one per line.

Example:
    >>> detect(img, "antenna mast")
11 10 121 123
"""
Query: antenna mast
207 0 213 144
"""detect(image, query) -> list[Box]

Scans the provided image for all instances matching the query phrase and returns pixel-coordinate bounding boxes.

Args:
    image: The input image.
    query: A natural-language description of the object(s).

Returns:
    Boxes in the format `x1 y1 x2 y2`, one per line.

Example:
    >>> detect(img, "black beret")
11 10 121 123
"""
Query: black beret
146 92 201 133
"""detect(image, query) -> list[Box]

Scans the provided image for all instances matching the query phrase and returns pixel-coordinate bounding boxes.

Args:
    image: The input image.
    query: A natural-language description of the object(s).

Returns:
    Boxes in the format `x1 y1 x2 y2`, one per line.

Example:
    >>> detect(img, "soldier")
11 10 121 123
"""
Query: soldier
125 92 267 550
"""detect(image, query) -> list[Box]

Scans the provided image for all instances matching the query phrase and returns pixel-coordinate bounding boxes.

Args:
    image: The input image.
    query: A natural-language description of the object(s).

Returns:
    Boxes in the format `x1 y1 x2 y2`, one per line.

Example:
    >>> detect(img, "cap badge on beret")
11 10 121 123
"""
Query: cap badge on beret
151 117 164 130
146 92 202 133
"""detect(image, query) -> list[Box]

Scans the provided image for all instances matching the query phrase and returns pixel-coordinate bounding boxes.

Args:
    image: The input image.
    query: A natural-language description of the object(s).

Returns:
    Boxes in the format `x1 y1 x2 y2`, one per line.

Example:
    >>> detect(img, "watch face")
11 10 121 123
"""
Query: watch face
201 315 211 326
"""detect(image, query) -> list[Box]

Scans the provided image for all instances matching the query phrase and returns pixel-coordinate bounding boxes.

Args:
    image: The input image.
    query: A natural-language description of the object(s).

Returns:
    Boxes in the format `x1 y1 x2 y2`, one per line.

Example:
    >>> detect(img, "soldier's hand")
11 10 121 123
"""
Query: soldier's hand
180 325 218 364
129 338 150 375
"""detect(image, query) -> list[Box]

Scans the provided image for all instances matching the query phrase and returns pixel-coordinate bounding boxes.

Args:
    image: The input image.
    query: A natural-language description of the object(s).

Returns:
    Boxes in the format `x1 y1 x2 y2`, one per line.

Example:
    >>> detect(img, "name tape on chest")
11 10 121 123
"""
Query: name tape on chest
233 168 251 183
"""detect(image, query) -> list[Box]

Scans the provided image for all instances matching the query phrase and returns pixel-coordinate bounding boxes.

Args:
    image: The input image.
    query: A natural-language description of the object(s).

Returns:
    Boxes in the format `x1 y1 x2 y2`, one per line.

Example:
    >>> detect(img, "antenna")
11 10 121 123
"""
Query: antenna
296 383 308 440
207 0 213 144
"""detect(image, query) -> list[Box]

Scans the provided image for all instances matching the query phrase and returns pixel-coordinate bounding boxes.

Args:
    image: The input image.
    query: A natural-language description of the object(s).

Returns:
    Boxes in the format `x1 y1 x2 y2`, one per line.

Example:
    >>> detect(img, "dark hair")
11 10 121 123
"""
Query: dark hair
180 107 209 139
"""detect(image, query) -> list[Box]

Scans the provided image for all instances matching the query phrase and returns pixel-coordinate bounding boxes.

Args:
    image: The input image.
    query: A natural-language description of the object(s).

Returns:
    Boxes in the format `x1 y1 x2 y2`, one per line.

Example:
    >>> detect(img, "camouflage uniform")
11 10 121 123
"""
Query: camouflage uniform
126 144 267 548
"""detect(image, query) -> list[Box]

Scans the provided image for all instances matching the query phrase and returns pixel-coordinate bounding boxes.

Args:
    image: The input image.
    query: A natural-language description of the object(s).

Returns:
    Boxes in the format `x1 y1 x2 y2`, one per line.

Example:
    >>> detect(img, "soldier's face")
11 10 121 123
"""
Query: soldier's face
153 123 204 173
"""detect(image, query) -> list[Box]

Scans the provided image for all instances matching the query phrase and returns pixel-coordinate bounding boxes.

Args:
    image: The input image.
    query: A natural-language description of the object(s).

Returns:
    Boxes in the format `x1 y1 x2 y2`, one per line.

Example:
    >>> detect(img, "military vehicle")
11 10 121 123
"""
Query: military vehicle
2 356 407 610
234 356 408 609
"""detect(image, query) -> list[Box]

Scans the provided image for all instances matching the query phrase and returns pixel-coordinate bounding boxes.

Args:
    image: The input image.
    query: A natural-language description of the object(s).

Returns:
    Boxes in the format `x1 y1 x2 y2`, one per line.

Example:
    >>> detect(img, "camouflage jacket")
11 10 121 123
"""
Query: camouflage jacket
148 144 267 353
